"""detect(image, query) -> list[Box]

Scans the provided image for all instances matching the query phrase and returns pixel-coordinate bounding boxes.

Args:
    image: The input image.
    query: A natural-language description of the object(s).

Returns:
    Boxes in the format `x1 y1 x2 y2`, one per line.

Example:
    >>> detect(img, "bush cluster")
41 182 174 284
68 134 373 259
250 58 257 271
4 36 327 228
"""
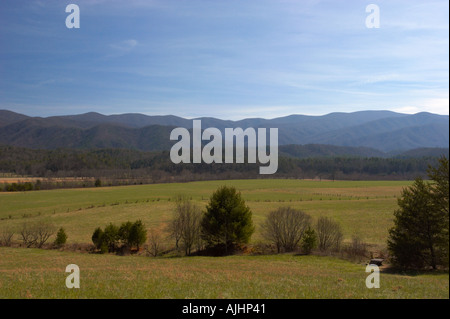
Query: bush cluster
92 220 147 254
3 182 35 192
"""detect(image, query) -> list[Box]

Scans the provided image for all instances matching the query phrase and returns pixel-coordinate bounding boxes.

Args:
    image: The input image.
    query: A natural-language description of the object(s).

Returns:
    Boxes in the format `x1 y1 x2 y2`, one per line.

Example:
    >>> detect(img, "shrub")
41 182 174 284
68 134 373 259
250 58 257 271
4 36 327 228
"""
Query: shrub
0 226 15 247
300 226 317 255
103 223 119 253
261 207 312 253
93 220 147 254
92 227 105 252
19 222 38 247
19 221 56 248
316 216 343 252
54 227 68 247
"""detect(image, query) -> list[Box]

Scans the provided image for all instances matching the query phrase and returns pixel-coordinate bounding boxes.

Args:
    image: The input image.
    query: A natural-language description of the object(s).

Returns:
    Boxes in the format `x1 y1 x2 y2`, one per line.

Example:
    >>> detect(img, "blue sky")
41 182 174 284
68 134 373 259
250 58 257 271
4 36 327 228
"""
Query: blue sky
0 0 448 119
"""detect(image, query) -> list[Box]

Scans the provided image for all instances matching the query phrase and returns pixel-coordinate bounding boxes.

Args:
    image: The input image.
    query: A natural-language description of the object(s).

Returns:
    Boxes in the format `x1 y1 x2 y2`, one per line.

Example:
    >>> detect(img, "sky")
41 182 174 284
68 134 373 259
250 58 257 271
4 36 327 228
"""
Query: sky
0 0 448 120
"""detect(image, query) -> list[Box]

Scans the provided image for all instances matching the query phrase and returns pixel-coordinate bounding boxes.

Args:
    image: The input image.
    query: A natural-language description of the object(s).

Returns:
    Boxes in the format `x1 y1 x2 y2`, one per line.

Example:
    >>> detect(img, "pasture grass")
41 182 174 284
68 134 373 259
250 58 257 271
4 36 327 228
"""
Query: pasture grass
0 247 447 299
0 179 411 247
2 179 446 299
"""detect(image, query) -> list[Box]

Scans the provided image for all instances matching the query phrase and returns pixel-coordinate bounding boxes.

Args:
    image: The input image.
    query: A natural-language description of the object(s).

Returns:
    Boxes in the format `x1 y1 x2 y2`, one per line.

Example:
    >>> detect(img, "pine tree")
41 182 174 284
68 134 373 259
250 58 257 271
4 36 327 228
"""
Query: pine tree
201 186 254 253
118 221 133 248
92 227 104 251
388 157 449 269
54 227 67 247
129 220 147 251
103 223 119 253
301 226 317 255
428 157 449 265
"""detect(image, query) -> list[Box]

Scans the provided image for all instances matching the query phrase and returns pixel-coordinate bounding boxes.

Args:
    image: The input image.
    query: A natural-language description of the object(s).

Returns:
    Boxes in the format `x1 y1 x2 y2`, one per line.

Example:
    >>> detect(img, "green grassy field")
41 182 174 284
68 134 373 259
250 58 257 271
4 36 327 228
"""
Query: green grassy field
1 179 448 299
0 247 448 299
0 179 411 246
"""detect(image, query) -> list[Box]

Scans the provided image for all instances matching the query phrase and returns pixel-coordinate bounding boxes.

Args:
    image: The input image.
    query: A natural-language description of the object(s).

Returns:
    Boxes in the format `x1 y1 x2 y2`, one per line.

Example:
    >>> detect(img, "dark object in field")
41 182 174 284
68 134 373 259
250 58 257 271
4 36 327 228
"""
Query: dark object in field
369 258 383 266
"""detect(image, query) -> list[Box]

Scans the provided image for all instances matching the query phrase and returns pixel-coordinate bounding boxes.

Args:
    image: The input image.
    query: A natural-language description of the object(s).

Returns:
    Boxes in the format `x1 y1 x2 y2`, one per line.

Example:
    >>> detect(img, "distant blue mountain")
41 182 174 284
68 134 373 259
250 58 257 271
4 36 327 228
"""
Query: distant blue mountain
0 109 448 153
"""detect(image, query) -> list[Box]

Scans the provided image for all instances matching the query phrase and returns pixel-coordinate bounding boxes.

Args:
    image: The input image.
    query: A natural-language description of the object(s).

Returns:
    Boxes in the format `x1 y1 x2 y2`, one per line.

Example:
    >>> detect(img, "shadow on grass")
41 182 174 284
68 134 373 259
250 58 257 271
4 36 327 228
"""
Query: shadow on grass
381 265 449 277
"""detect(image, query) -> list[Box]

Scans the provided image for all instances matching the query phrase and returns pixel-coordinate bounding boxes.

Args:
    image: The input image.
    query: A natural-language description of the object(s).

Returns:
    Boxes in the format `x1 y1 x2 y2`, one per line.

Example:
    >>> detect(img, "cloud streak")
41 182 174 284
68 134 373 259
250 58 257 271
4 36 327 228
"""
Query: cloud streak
110 39 139 52
0 0 448 118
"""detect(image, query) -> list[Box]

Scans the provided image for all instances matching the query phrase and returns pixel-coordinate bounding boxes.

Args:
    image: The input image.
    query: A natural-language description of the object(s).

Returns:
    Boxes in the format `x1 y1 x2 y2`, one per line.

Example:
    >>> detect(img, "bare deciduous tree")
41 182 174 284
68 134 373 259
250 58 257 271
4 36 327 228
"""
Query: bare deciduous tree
168 196 203 255
316 216 343 251
261 207 312 253
35 221 56 248
19 221 56 248
0 226 15 247
146 228 163 257
20 223 38 248
167 208 183 251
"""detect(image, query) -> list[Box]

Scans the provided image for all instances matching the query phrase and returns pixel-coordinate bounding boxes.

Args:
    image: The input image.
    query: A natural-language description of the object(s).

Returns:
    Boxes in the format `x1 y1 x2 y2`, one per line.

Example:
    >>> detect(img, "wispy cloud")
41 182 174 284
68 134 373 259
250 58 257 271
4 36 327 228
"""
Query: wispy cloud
0 0 448 118
110 39 138 53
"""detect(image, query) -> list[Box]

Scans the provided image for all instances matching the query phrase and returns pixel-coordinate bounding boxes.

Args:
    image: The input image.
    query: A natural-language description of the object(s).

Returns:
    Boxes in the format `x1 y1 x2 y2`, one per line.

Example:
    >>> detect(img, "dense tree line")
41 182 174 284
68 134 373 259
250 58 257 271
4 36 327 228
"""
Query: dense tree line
0 145 444 192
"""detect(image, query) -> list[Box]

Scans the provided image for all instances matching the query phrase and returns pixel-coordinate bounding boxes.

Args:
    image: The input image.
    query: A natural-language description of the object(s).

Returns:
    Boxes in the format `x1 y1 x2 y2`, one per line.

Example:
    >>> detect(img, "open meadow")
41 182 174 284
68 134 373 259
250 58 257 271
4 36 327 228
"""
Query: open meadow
0 179 448 299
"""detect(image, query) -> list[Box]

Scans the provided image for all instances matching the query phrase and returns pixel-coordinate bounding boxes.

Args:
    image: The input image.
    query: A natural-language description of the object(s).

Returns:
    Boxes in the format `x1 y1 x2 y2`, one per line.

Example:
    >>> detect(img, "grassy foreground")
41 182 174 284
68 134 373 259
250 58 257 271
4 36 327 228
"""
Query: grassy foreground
1 179 448 299
0 247 448 299
0 179 412 247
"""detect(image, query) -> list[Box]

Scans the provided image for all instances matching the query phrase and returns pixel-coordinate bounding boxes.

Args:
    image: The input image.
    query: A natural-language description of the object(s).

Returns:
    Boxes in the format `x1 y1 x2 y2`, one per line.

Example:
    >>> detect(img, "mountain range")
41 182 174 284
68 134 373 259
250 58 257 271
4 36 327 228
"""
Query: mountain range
0 109 448 155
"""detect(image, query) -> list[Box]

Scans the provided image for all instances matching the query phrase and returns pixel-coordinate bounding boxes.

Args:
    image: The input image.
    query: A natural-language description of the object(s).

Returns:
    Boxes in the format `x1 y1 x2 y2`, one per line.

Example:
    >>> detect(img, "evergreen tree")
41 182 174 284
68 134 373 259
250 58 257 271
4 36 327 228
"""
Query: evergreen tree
92 227 104 249
129 220 147 250
201 186 254 253
388 157 449 269
118 221 133 248
428 157 449 264
54 227 67 247
103 223 119 253
301 226 317 255
92 227 108 253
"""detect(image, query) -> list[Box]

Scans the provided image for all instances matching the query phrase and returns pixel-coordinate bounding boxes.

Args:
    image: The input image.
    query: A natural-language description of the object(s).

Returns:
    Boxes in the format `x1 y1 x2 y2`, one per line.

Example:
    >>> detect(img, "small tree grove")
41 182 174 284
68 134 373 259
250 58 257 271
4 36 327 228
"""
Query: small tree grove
92 220 147 254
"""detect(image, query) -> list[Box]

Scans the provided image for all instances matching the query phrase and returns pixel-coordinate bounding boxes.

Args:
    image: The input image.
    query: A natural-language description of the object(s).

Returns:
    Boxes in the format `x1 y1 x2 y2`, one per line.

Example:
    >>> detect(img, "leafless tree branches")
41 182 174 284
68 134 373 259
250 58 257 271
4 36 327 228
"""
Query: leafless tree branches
261 207 312 253
316 216 343 251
